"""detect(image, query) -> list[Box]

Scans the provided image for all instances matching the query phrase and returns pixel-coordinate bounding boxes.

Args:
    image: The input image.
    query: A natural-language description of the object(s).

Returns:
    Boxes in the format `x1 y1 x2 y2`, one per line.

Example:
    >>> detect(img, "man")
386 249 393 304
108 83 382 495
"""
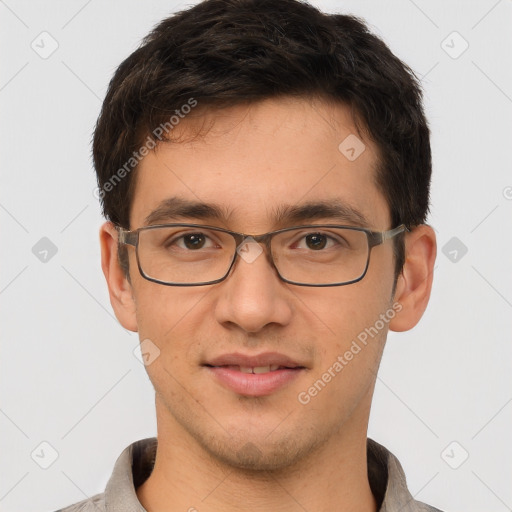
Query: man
58 0 439 510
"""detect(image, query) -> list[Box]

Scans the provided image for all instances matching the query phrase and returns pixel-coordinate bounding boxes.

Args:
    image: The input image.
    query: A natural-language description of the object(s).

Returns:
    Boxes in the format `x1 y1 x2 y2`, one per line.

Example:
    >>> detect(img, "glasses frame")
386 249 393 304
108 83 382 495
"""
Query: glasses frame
117 223 408 287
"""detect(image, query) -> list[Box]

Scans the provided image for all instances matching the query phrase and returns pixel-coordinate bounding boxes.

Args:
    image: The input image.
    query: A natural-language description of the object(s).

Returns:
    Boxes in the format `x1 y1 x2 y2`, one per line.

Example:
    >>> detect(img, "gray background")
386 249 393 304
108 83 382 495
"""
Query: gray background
1 1 511 511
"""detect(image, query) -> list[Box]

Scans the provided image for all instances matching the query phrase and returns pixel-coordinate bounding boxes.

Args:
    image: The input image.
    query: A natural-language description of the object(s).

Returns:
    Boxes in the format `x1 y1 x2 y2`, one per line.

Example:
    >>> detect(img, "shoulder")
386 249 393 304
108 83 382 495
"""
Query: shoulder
413 501 445 512
53 492 105 512
366 438 445 512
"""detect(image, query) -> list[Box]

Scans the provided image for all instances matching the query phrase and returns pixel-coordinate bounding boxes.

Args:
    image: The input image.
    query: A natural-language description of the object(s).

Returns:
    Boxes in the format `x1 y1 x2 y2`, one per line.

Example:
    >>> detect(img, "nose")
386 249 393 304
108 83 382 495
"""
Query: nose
213 239 293 333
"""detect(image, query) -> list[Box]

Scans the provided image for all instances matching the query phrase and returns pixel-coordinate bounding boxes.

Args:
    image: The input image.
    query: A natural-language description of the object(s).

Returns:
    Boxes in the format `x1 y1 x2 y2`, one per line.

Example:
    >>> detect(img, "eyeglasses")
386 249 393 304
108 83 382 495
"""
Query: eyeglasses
117 223 407 287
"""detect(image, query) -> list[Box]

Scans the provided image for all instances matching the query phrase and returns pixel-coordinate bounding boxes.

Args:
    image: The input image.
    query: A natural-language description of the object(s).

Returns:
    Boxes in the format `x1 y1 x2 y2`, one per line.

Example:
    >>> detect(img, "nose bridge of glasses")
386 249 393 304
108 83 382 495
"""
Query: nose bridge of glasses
231 231 272 251
232 233 276 271
245 232 272 246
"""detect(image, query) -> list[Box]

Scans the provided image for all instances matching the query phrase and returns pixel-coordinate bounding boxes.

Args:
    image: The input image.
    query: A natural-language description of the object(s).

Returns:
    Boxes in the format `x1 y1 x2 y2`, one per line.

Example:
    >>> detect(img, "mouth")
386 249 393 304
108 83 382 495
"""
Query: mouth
204 364 302 373
203 353 307 397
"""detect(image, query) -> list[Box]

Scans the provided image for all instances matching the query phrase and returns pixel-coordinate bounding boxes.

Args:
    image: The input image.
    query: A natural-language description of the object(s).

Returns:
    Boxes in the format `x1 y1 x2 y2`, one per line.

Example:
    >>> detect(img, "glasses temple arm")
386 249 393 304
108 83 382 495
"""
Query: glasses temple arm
368 224 408 247
117 228 138 247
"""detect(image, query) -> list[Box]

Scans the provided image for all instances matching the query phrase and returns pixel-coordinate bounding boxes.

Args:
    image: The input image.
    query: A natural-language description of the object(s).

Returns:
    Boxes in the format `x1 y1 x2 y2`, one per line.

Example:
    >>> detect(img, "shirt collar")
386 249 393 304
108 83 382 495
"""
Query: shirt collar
104 437 428 511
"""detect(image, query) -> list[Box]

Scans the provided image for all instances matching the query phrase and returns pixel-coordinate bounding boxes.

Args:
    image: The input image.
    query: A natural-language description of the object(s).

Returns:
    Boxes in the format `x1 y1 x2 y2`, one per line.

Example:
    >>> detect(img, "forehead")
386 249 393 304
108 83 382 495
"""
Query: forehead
130 97 390 231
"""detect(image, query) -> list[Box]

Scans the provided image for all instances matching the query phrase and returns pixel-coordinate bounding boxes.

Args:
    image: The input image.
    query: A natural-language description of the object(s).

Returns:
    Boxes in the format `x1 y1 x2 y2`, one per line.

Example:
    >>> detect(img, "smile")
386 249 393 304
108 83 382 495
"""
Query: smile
203 353 306 397
210 364 295 374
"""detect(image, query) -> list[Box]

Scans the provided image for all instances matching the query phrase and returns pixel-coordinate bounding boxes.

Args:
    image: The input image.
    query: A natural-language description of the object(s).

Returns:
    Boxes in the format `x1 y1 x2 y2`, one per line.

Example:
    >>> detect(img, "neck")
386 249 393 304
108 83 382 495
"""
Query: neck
136 396 378 512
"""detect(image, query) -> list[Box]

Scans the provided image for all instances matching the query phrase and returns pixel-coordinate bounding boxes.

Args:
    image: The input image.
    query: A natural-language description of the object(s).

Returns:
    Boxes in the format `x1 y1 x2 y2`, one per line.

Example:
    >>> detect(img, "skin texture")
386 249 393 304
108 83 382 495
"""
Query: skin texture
100 96 436 512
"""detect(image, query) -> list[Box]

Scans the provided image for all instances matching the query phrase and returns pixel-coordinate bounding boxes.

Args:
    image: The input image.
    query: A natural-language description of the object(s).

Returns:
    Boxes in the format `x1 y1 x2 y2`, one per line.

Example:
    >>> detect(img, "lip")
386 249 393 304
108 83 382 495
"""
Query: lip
203 352 307 397
205 352 304 369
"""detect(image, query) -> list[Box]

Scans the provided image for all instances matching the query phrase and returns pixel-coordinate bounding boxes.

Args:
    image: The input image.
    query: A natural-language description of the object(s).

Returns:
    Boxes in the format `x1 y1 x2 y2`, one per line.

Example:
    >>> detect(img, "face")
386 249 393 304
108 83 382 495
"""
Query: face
112 97 404 470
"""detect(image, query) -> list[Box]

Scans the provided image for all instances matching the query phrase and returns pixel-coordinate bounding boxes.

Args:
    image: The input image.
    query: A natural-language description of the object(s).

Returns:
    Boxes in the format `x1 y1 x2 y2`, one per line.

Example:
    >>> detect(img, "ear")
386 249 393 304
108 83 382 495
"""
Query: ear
389 224 436 332
99 221 138 332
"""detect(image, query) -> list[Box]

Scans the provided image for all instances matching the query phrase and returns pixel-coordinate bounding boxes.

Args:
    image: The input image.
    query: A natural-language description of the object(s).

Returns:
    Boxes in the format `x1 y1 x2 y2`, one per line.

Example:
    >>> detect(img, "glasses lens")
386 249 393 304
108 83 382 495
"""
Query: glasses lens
136 225 370 286
137 226 236 284
272 227 369 285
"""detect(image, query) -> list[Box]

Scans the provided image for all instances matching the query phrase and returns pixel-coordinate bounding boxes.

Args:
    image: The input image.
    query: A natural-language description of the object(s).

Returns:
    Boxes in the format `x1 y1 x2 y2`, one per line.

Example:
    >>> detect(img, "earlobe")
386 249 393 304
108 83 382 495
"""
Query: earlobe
389 224 436 332
99 221 138 332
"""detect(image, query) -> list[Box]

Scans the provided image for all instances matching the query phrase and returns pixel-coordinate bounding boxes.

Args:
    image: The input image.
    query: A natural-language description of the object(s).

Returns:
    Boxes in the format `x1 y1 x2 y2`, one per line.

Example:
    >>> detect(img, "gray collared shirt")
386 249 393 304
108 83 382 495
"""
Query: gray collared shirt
55 437 443 512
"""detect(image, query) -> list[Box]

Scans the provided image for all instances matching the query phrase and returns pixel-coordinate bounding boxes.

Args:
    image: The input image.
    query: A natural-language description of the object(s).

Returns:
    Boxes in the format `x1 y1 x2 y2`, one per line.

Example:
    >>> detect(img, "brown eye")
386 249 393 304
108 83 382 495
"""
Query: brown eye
305 233 327 250
182 233 206 250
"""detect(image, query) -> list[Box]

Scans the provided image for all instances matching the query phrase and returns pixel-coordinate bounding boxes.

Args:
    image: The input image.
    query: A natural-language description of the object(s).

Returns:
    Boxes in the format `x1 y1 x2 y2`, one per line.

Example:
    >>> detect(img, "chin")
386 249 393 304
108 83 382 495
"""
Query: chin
196 428 326 473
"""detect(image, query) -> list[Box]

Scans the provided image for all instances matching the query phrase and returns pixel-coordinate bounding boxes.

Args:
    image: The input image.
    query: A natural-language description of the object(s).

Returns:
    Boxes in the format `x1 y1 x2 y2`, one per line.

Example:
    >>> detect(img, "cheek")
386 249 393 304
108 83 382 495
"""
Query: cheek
131 281 208 370
298 269 393 343
132 286 210 399
298 290 390 422
300 276 394 386
133 277 203 333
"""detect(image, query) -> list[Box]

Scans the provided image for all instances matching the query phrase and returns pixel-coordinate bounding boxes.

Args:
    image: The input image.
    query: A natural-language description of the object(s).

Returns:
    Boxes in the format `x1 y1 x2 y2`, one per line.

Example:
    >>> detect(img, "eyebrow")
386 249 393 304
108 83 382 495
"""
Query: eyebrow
143 196 371 229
